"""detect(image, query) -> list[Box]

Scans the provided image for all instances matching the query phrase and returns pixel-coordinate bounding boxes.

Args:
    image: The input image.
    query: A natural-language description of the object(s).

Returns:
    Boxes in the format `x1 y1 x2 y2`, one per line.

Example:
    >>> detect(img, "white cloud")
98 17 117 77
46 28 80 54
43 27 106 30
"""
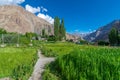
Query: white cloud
0 0 25 5
25 4 40 14
25 4 53 24
41 6 48 12
37 13 54 24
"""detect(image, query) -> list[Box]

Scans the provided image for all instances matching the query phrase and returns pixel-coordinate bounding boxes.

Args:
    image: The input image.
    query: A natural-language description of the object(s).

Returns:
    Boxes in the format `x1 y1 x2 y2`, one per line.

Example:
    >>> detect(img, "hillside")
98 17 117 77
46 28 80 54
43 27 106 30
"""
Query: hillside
0 5 53 35
84 20 120 42
66 33 80 42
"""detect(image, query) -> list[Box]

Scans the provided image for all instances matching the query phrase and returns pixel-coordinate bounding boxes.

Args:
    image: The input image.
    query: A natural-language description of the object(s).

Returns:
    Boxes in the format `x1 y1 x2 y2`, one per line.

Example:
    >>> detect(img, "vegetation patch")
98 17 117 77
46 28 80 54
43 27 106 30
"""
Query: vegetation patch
42 43 120 80
0 47 37 80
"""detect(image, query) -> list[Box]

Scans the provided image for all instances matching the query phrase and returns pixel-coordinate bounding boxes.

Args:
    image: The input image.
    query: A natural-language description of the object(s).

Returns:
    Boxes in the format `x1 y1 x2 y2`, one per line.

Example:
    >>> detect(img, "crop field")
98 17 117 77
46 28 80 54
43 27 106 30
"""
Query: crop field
0 47 37 80
41 42 77 56
41 42 120 80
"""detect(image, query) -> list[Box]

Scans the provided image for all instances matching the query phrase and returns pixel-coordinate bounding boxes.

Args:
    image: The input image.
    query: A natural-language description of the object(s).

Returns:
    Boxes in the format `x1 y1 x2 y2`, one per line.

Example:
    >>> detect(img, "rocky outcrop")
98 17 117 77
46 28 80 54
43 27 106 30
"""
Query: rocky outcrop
0 5 53 35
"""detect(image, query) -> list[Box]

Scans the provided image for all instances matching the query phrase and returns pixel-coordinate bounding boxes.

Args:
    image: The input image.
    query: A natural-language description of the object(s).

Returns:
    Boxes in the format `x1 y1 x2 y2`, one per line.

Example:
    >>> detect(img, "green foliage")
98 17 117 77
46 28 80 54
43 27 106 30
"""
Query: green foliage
0 28 7 34
109 28 118 46
54 17 60 41
47 35 55 41
42 43 120 80
42 69 59 80
0 47 37 79
42 29 46 38
0 33 18 44
54 17 66 41
59 19 66 40
80 40 88 45
41 46 57 57
25 32 37 39
118 34 120 45
20 35 30 45
40 42 76 57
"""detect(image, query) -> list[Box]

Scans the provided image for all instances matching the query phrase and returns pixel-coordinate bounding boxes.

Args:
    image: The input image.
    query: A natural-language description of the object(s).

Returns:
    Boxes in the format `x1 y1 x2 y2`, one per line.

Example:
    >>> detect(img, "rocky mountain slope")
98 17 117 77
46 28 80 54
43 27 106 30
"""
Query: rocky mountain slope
66 33 80 42
84 20 120 42
0 5 53 35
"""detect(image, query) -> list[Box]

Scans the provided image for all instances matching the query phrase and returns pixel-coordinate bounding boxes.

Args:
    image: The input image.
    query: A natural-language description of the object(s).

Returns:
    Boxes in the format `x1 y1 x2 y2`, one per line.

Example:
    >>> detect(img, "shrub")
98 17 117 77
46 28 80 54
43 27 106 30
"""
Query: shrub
47 35 55 41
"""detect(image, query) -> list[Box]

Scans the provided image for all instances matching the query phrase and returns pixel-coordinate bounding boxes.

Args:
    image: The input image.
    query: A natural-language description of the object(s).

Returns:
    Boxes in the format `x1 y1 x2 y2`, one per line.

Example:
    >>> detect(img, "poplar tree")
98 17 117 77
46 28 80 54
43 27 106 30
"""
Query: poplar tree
54 17 60 41
59 19 66 40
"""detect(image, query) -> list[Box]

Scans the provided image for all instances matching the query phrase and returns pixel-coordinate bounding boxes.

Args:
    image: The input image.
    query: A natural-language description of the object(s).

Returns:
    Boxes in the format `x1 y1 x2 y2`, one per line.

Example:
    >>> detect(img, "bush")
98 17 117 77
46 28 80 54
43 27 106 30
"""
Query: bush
20 36 30 45
47 35 55 41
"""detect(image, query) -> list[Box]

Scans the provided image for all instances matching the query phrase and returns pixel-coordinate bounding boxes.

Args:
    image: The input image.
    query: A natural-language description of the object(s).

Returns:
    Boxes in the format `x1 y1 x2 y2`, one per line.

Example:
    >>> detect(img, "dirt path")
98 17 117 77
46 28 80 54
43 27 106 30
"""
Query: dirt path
0 78 11 80
28 50 55 80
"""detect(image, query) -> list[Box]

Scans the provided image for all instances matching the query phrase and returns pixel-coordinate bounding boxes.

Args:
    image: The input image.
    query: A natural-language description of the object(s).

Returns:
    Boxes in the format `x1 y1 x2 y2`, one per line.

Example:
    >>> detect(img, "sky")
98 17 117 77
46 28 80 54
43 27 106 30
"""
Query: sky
0 0 120 34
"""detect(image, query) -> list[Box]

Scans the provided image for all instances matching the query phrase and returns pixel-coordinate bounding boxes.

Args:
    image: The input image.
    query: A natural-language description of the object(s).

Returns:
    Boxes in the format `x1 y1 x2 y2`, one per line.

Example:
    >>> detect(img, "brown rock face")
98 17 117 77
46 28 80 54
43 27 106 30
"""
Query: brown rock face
66 33 80 42
0 5 53 35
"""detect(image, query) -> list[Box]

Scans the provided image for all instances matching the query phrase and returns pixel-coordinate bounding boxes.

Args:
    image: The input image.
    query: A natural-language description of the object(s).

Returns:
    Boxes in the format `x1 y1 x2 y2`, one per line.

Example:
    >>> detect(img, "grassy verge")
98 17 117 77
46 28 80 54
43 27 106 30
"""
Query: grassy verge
0 47 37 80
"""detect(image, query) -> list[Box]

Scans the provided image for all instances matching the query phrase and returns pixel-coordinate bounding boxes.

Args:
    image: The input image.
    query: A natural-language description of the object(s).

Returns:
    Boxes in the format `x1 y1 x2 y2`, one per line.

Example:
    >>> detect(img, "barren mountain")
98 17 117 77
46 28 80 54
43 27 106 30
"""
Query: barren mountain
66 33 80 42
0 5 53 35
84 20 120 42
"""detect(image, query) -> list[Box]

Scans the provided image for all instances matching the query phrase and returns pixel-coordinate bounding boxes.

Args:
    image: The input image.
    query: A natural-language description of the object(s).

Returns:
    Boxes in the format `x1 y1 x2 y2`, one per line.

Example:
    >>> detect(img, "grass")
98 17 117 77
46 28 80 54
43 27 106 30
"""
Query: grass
0 47 37 80
41 42 120 80
40 42 77 56
0 42 120 80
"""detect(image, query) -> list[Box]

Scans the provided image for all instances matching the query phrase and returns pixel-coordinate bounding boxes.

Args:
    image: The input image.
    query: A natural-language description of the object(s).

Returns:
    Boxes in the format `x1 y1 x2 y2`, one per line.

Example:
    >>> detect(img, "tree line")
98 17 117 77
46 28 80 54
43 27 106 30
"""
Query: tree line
0 16 66 42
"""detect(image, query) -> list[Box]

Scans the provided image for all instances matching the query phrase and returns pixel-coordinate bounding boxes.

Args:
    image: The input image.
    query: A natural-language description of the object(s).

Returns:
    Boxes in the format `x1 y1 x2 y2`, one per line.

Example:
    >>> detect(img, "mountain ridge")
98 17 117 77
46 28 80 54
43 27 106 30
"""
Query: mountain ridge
0 5 53 35
84 20 120 42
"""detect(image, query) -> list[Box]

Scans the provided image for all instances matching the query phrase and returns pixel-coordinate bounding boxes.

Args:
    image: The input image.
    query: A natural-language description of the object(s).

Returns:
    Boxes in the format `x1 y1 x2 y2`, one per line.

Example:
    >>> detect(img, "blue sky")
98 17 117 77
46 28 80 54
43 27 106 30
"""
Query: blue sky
1 0 120 33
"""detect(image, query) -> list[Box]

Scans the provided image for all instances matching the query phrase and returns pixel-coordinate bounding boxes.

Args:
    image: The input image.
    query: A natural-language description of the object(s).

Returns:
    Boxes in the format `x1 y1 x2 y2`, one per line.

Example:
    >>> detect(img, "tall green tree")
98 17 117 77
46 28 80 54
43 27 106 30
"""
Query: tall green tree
109 28 118 46
54 17 60 41
59 19 66 40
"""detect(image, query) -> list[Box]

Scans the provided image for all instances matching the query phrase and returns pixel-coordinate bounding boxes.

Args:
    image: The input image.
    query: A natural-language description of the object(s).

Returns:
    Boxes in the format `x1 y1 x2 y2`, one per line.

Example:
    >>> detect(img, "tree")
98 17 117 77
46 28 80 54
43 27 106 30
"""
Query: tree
59 19 66 40
42 29 45 38
109 28 118 46
25 32 37 40
54 17 60 41
118 34 120 45
0 28 7 34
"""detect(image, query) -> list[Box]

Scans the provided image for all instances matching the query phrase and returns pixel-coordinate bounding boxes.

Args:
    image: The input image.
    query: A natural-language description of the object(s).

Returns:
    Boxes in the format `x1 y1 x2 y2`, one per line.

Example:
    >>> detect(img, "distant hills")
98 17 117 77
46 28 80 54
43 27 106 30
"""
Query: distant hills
84 20 120 42
0 5 53 35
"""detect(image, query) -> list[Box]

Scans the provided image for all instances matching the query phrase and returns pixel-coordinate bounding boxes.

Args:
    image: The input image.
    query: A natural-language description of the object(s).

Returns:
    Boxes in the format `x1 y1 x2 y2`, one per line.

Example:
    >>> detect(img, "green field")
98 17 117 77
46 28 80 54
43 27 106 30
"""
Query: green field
0 42 120 80
41 42 77 56
0 47 37 80
41 42 120 80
